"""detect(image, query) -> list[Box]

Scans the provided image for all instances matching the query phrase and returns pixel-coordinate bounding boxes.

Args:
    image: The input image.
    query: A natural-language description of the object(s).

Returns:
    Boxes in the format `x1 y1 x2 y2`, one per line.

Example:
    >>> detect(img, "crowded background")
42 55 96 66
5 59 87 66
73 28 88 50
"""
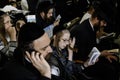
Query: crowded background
0 0 120 80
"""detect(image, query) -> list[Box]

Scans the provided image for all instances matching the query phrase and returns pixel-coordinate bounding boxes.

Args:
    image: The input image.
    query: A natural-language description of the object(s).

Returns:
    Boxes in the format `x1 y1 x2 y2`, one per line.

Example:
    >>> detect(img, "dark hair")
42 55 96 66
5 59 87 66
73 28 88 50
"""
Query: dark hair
92 8 108 22
0 11 9 46
36 1 54 14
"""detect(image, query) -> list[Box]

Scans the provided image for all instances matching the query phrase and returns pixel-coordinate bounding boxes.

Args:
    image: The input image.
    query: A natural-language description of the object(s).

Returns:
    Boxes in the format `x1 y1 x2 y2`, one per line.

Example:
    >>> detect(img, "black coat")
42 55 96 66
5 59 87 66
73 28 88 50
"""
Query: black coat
71 19 119 80
0 59 50 80
71 19 96 61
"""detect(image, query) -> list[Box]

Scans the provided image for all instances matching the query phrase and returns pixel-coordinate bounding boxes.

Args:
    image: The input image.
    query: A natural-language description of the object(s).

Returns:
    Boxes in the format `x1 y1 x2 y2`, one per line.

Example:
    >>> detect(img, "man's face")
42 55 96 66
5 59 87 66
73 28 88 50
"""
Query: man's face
44 8 54 22
33 33 52 58
93 17 101 31
46 8 53 19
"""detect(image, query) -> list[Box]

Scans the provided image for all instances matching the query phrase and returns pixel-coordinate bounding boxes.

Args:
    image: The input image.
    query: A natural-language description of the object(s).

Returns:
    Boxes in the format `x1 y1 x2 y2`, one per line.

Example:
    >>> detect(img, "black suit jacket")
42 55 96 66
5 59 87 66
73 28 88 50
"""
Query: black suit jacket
71 19 97 61
0 59 50 80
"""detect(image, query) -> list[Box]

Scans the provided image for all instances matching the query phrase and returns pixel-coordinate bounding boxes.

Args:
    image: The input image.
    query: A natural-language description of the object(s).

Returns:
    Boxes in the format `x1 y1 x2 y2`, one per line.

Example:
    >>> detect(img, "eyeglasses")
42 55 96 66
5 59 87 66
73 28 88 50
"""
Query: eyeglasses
61 38 70 43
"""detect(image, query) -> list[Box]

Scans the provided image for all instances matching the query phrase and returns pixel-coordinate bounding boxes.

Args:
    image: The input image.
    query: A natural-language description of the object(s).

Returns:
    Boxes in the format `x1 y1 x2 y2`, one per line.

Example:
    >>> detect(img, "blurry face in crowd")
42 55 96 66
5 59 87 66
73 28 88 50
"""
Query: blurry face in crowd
94 18 107 31
33 33 52 58
58 32 70 50
3 15 12 30
93 17 100 27
44 8 54 22
46 8 53 19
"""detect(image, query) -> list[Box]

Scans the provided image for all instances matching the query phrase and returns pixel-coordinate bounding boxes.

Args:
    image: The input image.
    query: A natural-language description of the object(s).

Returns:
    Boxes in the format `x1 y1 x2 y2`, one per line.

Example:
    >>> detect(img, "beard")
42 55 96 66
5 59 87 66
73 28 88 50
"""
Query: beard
44 15 55 25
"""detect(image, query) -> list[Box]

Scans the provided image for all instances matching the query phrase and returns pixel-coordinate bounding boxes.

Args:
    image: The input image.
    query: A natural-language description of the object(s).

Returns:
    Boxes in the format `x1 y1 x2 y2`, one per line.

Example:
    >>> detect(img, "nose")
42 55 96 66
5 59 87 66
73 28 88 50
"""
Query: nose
47 46 53 53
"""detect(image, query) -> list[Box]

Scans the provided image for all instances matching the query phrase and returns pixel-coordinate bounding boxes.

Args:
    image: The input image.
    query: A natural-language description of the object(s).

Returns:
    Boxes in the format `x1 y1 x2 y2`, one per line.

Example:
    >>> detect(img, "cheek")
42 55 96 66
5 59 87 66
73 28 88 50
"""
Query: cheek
4 24 9 30
58 41 64 49
37 50 50 58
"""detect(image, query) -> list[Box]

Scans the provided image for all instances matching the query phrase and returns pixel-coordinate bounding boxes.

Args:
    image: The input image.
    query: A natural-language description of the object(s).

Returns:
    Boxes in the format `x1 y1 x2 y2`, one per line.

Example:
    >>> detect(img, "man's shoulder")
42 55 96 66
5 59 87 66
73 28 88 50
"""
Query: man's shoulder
1 60 36 78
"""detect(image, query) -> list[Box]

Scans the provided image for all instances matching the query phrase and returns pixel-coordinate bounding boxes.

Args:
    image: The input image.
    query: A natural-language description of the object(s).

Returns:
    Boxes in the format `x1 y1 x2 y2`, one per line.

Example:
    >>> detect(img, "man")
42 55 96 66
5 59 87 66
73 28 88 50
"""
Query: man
36 1 60 38
1 23 52 80
71 8 119 80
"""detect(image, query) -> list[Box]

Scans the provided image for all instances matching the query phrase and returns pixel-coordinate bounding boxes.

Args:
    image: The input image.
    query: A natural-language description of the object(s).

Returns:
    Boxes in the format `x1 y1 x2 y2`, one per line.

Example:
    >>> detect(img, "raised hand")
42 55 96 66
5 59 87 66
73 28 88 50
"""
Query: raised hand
26 51 51 79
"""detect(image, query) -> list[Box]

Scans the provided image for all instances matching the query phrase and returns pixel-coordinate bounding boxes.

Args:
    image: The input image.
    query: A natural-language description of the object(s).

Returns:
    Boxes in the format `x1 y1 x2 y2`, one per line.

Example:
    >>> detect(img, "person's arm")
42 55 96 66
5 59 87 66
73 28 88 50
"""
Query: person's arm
53 19 60 27
0 41 17 57
44 25 54 38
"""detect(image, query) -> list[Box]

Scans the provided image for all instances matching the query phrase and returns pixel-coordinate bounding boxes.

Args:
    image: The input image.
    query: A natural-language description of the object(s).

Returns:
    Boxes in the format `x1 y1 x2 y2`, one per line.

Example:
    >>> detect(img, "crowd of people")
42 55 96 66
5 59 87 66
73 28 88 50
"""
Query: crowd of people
0 0 120 80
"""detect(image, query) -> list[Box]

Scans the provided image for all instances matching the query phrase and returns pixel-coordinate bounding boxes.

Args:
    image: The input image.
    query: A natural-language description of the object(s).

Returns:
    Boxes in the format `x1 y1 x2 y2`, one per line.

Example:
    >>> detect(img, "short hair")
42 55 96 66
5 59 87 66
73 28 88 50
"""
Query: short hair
92 8 108 22
36 1 54 14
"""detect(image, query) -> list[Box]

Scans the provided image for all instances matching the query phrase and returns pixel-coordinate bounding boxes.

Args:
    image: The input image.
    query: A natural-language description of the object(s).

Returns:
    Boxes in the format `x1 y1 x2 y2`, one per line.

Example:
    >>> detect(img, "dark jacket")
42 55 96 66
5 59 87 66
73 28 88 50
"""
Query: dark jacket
49 46 89 80
71 19 119 80
0 58 50 80
71 19 96 61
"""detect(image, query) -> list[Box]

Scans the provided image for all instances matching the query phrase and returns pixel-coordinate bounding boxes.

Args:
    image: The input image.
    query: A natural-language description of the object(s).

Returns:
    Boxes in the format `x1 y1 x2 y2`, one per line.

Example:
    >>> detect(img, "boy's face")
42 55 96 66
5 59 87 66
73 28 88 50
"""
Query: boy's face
58 33 70 50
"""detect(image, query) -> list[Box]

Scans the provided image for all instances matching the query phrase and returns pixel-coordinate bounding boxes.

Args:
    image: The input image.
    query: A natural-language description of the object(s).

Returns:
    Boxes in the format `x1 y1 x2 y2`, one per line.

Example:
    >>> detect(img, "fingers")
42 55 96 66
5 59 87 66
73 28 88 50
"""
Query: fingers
26 51 41 64
26 51 51 78
69 37 76 48
106 55 118 63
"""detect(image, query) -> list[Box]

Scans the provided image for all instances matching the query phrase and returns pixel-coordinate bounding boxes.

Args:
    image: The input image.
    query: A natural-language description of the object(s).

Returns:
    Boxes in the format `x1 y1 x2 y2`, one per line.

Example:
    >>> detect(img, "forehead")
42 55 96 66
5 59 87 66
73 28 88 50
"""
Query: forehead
33 33 50 49
61 32 70 39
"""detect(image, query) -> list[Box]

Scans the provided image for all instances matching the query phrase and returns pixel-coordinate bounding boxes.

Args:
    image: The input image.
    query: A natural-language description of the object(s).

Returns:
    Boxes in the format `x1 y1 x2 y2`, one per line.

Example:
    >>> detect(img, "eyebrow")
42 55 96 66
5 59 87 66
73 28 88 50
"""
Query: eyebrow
41 45 50 50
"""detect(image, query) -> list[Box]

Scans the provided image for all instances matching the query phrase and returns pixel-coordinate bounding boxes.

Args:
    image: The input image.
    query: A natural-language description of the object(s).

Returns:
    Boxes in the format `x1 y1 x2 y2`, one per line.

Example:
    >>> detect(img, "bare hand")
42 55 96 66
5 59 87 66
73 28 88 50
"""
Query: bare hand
68 37 76 52
26 51 51 78
100 50 112 56
53 19 60 27
7 27 16 41
106 55 118 63
68 37 76 61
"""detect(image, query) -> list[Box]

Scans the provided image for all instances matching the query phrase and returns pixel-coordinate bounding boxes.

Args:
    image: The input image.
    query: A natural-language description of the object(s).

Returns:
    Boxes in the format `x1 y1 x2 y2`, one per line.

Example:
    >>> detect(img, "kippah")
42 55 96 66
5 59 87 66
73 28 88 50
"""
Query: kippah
0 10 6 16
18 23 45 45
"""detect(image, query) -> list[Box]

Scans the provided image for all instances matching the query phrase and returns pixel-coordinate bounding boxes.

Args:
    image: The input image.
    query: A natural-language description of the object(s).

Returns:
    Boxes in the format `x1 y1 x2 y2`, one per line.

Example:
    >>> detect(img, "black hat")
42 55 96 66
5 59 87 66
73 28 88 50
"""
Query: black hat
36 1 55 14
93 7 109 23
0 10 6 16
18 23 45 46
